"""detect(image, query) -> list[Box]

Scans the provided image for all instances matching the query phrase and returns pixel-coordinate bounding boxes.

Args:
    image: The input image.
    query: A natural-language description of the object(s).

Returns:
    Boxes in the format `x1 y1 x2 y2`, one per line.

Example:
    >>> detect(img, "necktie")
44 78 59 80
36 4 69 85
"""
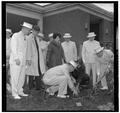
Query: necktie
34 38 42 75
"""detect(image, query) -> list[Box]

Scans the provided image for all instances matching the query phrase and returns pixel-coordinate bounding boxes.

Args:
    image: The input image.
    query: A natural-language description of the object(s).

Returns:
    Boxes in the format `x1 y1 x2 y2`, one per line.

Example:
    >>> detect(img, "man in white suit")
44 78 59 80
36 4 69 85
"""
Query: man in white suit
43 61 78 98
6 29 12 60
10 22 32 99
62 33 77 63
6 29 12 92
95 46 114 90
82 32 100 87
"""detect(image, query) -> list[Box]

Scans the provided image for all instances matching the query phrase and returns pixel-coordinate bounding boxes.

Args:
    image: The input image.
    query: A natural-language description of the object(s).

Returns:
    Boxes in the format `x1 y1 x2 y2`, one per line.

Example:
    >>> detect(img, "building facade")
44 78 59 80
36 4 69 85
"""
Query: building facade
6 3 114 56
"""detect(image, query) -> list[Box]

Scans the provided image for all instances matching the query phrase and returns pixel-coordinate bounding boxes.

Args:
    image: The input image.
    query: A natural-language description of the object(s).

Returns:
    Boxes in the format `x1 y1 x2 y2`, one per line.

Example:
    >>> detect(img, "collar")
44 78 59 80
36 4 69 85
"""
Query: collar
20 31 25 36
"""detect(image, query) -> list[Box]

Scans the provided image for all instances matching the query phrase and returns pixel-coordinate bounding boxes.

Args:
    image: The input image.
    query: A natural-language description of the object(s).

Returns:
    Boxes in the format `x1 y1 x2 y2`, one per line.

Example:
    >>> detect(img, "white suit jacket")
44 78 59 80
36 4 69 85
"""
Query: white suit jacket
62 41 77 62
39 40 48 63
10 31 27 65
82 40 100 63
43 64 71 83
95 49 114 74
6 38 11 58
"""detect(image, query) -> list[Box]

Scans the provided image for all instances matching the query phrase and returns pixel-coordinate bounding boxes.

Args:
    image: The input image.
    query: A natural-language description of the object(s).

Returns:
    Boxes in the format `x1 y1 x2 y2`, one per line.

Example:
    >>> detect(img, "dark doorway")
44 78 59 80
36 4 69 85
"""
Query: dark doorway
90 15 103 41
90 23 99 41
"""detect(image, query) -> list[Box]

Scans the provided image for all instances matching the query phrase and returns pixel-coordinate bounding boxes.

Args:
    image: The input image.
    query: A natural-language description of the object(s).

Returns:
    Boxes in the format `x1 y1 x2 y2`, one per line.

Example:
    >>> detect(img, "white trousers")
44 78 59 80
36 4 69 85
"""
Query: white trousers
99 64 108 88
43 76 74 95
10 64 26 96
85 63 97 86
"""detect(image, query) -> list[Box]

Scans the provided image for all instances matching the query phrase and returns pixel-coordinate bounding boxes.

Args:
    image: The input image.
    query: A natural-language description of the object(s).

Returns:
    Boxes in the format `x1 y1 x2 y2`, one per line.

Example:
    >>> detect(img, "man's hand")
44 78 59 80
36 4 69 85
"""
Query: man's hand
15 59 20 65
72 86 78 96
71 76 76 84
97 72 100 80
26 60 32 66
73 88 78 96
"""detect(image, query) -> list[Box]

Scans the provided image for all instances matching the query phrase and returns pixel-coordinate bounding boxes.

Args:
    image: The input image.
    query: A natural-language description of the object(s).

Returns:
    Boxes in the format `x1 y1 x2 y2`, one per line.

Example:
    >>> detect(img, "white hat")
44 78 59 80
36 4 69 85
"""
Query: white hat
38 32 44 38
95 47 104 54
69 60 78 68
87 32 96 38
30 30 33 33
63 33 72 38
48 33 53 37
21 22 33 29
6 29 12 34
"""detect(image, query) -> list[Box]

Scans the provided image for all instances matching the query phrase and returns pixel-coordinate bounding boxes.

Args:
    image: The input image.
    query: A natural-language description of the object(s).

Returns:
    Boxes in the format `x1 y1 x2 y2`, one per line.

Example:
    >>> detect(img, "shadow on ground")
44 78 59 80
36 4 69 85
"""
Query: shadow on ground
6 87 114 111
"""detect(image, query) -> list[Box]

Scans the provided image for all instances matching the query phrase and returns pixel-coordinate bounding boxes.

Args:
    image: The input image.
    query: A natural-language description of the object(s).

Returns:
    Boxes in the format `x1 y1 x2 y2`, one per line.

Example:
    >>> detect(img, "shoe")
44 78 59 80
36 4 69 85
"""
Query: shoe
57 95 69 98
19 93 28 97
46 88 54 96
100 87 108 90
13 95 21 99
49 93 54 96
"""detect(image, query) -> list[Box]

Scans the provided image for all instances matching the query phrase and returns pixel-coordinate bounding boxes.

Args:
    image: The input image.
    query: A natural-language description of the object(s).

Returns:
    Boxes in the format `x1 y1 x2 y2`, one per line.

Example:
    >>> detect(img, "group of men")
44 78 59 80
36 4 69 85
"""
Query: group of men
6 21 114 99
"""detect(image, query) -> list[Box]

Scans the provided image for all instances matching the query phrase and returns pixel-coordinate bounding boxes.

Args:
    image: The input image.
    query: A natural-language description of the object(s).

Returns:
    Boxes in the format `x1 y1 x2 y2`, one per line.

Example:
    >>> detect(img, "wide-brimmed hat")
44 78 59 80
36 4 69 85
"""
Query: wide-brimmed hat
21 22 33 29
48 33 53 38
37 32 44 38
95 47 104 54
63 33 72 38
6 29 12 34
69 60 78 68
87 32 96 38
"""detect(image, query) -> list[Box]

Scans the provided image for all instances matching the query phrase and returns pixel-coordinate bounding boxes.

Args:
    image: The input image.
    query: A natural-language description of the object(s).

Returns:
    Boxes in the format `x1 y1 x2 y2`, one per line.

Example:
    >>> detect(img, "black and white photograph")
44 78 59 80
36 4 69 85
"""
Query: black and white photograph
2 1 118 112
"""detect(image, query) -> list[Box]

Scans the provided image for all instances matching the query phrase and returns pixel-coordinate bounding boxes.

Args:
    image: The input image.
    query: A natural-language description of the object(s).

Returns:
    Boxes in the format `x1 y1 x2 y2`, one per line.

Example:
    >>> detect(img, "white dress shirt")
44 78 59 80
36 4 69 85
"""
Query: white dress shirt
82 40 100 63
62 41 77 62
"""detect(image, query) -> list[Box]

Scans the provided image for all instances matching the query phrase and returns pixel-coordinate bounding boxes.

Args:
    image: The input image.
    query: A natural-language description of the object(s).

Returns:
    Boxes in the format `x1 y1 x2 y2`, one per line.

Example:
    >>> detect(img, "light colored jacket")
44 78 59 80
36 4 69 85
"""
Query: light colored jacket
9 31 27 66
62 41 77 62
39 40 48 64
82 40 100 63
43 64 71 83
26 34 46 76
6 38 11 58
95 49 114 74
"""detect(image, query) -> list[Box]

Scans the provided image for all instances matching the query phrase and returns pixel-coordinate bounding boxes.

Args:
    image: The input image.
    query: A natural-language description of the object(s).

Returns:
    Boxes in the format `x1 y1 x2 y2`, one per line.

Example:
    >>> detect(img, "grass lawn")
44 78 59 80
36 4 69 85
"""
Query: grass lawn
6 86 114 111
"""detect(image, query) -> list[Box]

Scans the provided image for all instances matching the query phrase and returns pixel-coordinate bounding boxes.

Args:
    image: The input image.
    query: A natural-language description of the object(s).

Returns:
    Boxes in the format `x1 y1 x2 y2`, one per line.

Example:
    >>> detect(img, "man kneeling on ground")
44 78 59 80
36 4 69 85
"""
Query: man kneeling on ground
42 61 78 98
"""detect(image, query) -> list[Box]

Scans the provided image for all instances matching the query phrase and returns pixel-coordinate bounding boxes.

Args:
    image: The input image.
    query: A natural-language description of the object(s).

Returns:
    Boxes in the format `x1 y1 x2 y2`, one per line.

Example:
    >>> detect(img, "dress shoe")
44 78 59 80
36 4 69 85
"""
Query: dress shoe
13 95 21 99
100 86 108 90
46 88 54 96
19 93 28 97
57 95 69 98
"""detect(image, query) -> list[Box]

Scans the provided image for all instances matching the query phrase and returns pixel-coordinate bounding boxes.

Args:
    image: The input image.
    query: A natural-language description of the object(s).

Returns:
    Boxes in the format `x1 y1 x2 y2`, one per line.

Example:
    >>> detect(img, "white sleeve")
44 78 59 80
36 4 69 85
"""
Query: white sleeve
73 42 77 61
97 41 100 47
82 43 86 63
95 56 101 75
26 37 32 61
110 51 114 61
10 34 18 60
107 50 114 62
62 66 70 77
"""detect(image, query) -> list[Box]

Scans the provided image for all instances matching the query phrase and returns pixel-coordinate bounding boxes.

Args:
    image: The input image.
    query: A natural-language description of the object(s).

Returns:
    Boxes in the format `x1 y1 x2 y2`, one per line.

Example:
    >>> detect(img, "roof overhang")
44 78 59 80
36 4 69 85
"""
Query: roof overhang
6 3 114 21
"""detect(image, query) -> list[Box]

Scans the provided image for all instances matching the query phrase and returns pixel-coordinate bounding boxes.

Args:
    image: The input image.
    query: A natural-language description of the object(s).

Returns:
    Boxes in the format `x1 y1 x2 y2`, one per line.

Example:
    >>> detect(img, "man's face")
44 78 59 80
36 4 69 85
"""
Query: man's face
6 31 11 39
23 27 31 35
55 36 60 43
38 36 43 41
65 38 70 42
32 30 39 37
89 36 95 41
96 50 103 57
